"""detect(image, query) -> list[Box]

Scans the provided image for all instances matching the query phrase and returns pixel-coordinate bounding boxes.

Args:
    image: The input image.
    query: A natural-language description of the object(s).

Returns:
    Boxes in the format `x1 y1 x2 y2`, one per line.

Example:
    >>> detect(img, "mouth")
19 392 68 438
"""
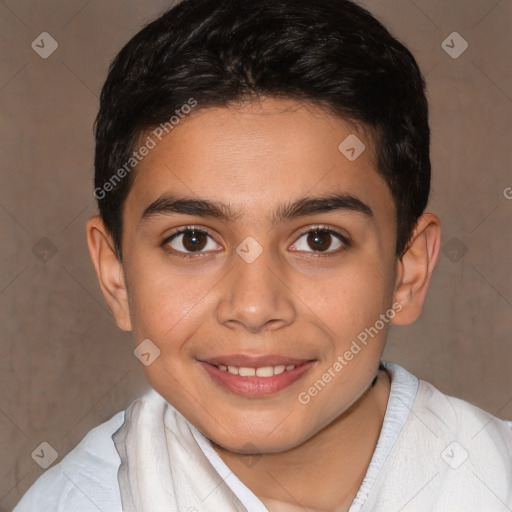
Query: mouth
198 355 316 397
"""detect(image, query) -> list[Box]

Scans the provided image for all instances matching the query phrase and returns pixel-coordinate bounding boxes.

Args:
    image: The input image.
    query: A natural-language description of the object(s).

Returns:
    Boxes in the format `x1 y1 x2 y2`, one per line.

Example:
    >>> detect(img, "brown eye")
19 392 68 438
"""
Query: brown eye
166 228 220 254
307 230 332 251
291 228 348 254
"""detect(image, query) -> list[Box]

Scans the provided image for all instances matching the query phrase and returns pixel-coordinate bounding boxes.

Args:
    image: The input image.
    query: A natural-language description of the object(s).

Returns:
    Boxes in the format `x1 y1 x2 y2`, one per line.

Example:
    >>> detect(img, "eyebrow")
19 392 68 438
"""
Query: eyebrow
140 193 374 226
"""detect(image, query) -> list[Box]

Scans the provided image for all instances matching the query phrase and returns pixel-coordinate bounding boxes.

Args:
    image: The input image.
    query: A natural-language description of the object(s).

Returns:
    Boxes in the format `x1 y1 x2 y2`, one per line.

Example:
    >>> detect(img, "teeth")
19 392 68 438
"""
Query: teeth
217 364 296 377
239 367 255 377
256 366 274 377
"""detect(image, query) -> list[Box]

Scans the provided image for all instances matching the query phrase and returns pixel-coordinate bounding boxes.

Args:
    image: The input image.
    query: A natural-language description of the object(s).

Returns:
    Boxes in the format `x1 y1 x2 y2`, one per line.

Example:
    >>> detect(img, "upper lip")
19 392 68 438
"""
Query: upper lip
200 354 314 367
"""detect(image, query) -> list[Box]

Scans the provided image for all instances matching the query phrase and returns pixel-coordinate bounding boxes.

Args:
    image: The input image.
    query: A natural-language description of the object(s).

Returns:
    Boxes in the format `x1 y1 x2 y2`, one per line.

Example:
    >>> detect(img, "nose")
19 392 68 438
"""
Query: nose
216 245 297 334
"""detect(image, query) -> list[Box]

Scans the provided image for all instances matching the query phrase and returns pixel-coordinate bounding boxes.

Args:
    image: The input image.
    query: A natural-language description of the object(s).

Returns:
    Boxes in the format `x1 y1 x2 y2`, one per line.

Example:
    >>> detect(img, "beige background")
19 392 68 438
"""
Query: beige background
1 0 511 509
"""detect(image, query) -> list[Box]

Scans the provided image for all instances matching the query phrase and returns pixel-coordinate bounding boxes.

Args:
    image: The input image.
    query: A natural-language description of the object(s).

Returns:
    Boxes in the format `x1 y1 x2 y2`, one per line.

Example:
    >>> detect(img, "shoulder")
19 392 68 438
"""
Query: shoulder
365 364 512 510
415 377 512 450
383 361 512 452
13 409 126 512
405 376 512 505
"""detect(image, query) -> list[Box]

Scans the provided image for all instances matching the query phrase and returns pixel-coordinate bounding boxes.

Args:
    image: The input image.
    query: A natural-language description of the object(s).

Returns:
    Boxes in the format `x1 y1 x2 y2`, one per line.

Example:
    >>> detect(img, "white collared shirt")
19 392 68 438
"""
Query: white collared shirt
13 362 512 511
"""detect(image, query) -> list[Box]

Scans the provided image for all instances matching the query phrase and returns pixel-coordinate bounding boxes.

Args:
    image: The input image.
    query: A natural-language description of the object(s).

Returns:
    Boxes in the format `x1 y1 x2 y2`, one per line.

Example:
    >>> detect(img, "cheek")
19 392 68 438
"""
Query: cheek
127 258 212 344
296 255 393 341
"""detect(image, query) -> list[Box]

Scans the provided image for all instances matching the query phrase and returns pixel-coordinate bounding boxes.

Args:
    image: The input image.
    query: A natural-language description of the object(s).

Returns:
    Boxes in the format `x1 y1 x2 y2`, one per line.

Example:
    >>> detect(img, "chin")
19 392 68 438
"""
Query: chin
205 421 311 455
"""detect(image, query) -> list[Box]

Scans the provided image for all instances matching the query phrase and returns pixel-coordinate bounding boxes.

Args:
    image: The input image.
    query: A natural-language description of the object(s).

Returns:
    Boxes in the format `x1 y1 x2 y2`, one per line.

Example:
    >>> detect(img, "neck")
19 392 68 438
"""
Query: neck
212 367 391 512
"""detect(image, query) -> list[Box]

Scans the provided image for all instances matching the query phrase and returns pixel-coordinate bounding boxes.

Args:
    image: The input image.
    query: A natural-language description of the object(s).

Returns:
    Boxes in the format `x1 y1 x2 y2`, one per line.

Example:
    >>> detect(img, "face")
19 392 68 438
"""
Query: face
118 97 399 453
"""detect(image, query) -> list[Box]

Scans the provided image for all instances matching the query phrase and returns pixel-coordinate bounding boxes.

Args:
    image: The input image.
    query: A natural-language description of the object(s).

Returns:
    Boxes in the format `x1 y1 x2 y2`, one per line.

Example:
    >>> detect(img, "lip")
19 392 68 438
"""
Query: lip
198 356 316 397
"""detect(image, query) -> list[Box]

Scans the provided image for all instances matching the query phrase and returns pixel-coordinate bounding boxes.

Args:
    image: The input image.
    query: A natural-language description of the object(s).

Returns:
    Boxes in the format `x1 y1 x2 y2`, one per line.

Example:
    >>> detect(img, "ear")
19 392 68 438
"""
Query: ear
86 216 132 331
391 213 441 325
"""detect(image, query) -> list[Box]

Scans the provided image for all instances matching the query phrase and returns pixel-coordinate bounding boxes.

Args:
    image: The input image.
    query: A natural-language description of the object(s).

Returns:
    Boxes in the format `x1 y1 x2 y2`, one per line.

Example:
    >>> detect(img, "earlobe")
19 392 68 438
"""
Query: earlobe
85 216 132 331
391 213 441 326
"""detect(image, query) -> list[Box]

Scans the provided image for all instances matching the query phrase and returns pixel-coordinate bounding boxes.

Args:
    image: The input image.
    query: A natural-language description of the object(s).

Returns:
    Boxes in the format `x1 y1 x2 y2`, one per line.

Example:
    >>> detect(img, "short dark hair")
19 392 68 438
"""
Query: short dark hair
94 0 430 259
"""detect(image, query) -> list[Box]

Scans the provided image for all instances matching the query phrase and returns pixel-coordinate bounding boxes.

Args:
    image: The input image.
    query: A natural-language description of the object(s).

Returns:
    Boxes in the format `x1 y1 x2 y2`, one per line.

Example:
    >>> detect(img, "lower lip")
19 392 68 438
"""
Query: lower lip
199 361 316 397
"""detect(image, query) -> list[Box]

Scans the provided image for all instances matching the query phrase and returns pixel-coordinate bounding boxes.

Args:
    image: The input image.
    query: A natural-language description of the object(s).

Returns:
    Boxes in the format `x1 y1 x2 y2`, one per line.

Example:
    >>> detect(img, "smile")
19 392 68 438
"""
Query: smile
198 356 316 397
217 364 296 377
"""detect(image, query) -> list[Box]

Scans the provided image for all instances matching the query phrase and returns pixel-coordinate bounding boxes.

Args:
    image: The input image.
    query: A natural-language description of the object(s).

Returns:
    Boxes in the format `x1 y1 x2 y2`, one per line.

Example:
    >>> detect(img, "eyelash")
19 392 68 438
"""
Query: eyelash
161 225 350 259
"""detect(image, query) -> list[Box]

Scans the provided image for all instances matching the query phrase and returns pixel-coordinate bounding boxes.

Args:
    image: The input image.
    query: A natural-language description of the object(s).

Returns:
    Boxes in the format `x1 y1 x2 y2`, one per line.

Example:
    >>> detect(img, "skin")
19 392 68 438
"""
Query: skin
87 97 441 511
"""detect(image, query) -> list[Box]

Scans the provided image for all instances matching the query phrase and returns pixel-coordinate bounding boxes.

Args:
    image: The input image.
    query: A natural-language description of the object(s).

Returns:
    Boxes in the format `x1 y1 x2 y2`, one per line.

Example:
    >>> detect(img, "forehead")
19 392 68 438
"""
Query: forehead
125 97 392 223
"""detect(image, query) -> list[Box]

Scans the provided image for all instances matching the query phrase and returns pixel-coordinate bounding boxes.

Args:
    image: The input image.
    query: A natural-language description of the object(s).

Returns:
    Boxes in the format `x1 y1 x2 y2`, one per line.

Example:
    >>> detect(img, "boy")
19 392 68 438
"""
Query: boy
14 0 512 510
